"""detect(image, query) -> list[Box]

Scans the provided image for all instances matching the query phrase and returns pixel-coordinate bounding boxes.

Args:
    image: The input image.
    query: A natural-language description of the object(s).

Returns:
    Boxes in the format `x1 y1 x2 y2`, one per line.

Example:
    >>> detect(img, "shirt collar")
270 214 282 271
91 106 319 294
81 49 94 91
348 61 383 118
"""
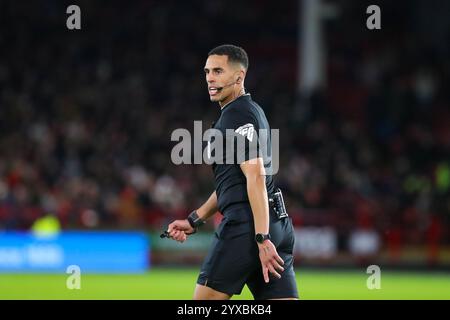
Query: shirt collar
220 93 251 111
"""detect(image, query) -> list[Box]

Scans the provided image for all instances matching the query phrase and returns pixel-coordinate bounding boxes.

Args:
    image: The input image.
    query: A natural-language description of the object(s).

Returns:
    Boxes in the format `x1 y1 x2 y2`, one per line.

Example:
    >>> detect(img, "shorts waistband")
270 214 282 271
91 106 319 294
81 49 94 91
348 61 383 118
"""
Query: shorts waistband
222 201 280 223
222 202 252 214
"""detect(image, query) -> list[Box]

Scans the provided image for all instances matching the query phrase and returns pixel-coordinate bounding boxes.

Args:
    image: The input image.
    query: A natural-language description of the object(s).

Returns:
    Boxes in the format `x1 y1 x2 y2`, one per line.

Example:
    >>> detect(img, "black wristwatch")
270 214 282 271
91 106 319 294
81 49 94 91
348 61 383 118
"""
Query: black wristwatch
255 233 271 244
187 210 205 232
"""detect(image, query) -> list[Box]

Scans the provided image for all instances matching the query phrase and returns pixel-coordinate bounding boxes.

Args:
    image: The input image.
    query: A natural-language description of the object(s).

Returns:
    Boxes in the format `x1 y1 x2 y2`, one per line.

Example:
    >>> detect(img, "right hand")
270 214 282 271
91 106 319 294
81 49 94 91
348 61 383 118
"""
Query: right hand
167 219 196 243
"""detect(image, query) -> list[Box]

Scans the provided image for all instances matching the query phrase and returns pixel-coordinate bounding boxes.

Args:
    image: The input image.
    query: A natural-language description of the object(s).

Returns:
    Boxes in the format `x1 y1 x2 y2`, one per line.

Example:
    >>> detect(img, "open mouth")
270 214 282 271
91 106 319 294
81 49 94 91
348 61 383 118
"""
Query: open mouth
208 87 219 96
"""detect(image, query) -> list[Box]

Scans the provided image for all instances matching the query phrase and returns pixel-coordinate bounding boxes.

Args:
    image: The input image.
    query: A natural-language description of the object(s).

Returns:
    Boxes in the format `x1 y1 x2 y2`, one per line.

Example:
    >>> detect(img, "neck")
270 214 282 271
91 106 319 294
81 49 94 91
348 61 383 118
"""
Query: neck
219 88 246 109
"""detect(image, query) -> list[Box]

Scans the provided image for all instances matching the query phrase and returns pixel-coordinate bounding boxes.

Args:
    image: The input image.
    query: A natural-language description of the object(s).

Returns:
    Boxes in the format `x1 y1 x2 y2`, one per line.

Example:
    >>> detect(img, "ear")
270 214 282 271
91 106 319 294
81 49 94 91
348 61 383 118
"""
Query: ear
236 70 245 84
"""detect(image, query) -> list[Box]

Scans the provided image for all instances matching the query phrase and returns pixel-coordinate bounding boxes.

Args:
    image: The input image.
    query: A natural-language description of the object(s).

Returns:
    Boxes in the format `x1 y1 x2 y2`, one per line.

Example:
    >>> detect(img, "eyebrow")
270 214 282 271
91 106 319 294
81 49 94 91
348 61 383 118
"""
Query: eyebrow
204 67 224 72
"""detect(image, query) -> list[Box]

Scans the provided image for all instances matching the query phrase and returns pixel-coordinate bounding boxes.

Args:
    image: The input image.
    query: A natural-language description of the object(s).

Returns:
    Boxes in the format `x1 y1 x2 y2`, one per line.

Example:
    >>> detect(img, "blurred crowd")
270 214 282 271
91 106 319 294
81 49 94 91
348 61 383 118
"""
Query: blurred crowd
0 1 448 248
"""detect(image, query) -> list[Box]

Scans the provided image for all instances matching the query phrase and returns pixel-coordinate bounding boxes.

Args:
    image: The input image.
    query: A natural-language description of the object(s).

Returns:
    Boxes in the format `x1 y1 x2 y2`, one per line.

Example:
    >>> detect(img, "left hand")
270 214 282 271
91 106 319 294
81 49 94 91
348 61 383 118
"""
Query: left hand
258 240 285 283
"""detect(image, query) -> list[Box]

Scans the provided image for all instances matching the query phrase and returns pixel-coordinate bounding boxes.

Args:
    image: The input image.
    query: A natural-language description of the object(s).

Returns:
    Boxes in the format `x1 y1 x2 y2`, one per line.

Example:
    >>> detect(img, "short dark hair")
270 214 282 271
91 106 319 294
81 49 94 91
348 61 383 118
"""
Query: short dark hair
208 44 249 70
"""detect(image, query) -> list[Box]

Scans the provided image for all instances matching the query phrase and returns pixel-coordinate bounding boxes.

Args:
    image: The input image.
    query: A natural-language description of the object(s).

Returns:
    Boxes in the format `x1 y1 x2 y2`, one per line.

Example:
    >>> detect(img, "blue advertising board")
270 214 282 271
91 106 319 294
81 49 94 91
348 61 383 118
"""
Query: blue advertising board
0 232 150 273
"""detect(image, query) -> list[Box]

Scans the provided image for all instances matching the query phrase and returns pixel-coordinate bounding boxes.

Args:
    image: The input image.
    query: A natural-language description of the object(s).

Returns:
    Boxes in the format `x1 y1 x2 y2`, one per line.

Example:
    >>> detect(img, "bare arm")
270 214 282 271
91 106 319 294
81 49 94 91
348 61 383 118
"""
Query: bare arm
240 157 284 283
241 159 270 235
196 191 219 221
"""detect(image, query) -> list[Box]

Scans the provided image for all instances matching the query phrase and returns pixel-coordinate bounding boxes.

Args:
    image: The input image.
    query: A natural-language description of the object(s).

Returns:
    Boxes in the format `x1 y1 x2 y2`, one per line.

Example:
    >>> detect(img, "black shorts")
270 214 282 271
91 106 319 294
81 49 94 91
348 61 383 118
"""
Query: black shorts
197 203 299 299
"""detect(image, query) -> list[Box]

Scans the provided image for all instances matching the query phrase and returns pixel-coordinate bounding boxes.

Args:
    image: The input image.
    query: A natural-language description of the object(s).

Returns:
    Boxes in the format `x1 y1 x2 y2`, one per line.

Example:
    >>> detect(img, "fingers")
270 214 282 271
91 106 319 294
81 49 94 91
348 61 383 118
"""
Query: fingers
166 220 192 243
260 247 285 283
170 229 180 240
272 259 285 273
263 266 269 283
168 219 193 233
272 252 285 272
274 252 284 266
268 264 281 279
167 220 182 235
269 248 285 273
168 229 187 242
262 261 283 283
168 220 184 233
174 231 186 242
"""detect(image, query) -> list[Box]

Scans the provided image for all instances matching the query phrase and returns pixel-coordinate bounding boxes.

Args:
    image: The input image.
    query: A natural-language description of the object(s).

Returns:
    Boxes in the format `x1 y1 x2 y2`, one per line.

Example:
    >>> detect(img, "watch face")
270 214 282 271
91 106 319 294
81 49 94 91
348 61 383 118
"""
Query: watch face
256 234 263 243
256 233 268 243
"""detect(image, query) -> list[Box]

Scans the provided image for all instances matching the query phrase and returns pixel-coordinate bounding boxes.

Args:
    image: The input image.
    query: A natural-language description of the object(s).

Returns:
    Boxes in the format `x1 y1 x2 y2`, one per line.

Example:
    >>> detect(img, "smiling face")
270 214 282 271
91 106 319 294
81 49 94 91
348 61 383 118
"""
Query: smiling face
204 54 244 106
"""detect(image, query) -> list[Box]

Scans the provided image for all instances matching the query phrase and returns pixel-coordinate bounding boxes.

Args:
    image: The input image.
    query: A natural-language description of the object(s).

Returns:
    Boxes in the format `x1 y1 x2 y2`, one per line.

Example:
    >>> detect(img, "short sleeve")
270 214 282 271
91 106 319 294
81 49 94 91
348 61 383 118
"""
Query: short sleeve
221 108 261 164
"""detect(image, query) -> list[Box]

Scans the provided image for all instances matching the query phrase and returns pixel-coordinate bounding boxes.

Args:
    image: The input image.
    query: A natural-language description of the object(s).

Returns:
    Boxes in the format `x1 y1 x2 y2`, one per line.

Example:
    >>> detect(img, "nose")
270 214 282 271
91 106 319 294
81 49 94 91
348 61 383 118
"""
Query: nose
206 73 215 84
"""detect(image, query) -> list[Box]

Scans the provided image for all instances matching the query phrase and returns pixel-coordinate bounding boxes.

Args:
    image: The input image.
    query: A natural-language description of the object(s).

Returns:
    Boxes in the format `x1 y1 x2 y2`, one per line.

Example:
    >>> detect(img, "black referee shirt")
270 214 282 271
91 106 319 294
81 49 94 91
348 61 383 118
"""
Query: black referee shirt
209 93 275 213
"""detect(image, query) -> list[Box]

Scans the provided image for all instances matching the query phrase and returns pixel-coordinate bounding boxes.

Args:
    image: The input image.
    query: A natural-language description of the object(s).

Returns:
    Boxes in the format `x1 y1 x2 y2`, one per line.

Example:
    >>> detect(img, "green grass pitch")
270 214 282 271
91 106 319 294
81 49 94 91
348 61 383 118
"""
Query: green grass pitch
0 268 449 300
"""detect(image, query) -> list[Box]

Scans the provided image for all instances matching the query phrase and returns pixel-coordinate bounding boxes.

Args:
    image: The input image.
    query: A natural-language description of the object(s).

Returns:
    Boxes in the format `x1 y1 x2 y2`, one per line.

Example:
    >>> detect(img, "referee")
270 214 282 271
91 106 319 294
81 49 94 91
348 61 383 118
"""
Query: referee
167 44 299 300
